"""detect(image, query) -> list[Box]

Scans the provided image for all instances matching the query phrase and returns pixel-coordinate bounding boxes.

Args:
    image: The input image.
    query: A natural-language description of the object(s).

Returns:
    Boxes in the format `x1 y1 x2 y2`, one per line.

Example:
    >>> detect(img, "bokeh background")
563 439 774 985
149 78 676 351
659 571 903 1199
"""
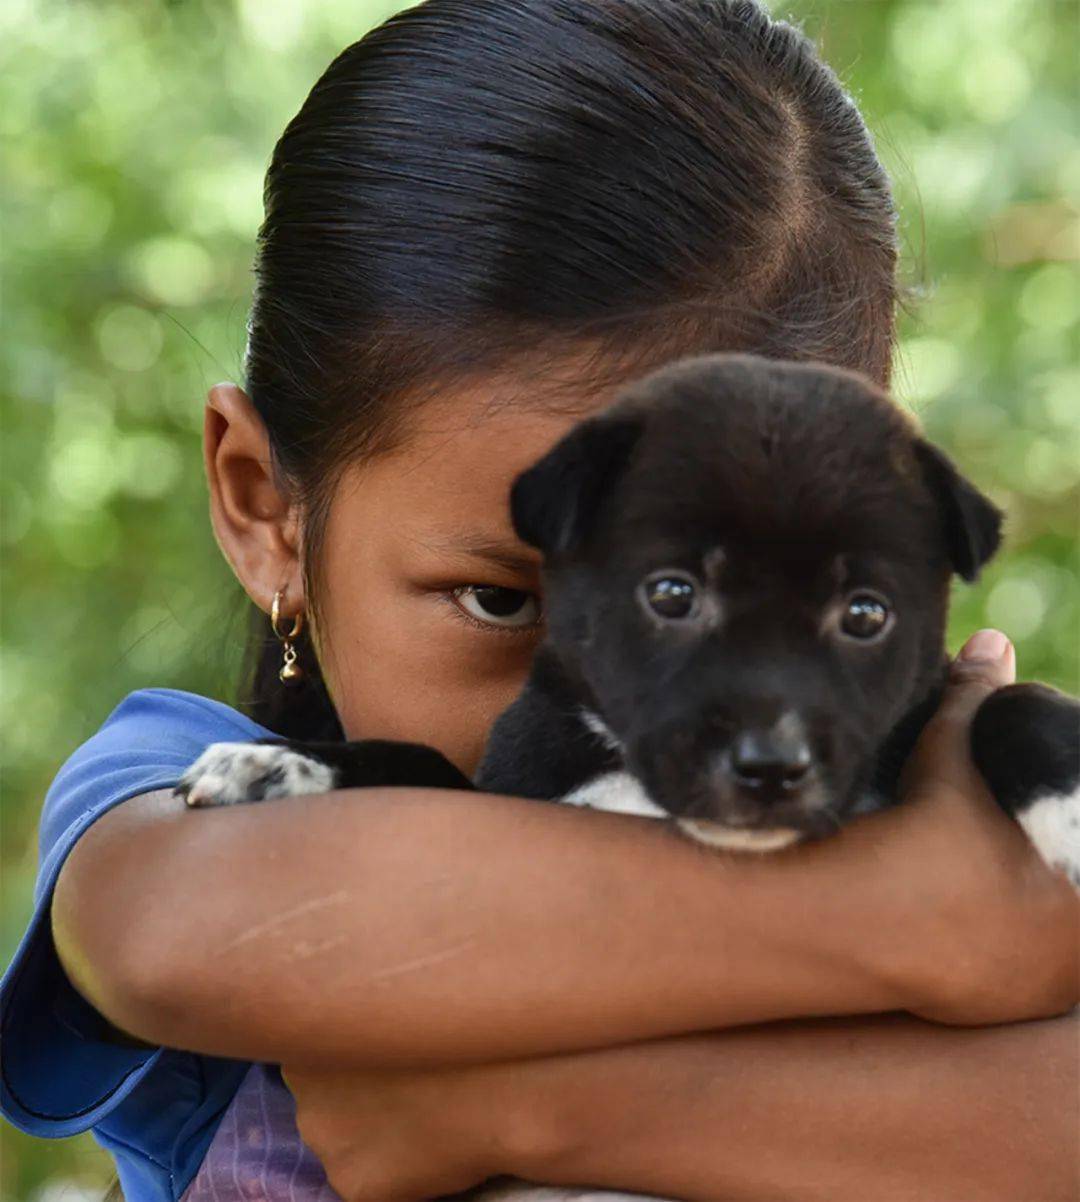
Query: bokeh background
2 0 1077 1195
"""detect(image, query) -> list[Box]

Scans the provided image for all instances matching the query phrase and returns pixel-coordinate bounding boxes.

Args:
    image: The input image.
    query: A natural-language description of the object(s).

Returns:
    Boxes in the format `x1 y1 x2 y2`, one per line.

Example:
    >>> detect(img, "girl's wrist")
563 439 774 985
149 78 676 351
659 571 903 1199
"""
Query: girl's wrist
458 1059 577 1183
801 798 996 1023
427 1053 615 1185
817 782 1080 1028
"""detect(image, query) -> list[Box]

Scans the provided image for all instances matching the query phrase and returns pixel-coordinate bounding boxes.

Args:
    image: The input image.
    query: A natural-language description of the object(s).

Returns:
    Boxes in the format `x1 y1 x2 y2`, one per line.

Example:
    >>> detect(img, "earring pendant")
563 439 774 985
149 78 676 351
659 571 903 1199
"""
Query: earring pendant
271 589 305 685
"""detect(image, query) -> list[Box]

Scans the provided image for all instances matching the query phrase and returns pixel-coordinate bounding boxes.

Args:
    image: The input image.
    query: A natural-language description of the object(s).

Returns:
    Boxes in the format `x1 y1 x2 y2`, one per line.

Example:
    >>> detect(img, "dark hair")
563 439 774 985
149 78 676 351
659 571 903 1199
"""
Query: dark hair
238 0 898 739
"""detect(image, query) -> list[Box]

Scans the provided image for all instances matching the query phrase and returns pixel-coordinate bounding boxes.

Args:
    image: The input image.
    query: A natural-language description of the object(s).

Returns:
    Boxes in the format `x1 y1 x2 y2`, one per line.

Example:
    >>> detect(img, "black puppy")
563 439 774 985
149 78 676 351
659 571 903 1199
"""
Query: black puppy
176 354 1080 886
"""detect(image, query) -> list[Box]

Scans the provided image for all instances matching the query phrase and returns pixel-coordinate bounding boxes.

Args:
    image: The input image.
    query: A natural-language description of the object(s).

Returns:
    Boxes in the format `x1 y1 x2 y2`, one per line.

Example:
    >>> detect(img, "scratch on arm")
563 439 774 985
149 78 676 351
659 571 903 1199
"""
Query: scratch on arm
365 940 478 985
215 890 353 956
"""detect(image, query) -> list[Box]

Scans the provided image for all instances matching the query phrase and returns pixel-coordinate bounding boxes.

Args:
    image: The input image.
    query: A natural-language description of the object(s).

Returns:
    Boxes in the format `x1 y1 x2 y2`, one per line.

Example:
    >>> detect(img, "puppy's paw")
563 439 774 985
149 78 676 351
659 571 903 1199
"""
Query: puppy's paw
972 682 1080 888
174 741 337 807
1017 789 1080 889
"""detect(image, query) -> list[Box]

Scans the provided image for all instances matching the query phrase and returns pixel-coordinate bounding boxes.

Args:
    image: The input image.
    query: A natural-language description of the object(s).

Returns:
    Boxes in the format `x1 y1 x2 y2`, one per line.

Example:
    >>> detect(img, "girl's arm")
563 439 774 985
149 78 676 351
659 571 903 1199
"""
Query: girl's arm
53 774 1076 1069
283 1011 1080 1202
52 651 1078 1067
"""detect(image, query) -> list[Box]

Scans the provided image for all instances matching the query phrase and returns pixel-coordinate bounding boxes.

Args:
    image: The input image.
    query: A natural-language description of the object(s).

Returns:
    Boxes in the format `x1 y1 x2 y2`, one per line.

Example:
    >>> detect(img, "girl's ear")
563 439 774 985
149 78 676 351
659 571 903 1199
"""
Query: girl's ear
913 439 1004 582
510 414 643 556
203 383 304 615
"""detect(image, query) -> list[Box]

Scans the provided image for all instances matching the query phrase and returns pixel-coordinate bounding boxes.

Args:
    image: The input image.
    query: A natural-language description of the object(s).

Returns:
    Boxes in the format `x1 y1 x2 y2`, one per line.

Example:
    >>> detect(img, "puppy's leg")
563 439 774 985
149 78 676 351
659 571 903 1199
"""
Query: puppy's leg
475 675 624 802
971 683 1080 887
174 738 473 807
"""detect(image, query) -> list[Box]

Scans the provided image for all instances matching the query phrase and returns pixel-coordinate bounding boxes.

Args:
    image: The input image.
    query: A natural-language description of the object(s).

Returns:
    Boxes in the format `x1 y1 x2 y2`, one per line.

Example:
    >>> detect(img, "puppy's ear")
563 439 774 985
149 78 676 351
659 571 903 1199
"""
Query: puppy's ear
511 415 644 556
913 439 1003 581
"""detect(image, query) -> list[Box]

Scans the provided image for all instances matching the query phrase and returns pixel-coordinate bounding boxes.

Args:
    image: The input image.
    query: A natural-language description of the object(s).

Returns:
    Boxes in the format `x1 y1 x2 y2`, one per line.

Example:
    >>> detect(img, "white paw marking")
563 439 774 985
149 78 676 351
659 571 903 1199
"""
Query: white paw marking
560 770 668 818
176 742 336 807
1017 788 1080 887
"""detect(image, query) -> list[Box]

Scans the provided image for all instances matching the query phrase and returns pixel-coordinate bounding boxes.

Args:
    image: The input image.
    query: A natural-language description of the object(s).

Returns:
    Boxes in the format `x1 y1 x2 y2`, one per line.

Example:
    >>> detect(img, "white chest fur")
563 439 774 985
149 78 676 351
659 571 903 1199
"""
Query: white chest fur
560 770 669 818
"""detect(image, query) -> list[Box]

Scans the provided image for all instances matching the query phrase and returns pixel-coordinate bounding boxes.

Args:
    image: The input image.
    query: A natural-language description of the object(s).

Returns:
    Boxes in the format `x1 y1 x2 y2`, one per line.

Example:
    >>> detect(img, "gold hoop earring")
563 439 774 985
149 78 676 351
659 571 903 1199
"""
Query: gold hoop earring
271 589 304 684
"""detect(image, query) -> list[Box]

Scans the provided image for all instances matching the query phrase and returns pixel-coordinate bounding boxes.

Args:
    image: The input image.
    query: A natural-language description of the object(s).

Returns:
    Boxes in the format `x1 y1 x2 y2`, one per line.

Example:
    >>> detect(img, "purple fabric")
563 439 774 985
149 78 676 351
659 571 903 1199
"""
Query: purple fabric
180 1064 341 1202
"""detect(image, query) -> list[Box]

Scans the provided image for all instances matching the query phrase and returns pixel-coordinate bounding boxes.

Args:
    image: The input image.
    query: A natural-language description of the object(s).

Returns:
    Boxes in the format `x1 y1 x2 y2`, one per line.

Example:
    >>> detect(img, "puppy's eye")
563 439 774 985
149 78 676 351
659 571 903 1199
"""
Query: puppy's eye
453 586 541 629
840 593 891 640
641 572 699 620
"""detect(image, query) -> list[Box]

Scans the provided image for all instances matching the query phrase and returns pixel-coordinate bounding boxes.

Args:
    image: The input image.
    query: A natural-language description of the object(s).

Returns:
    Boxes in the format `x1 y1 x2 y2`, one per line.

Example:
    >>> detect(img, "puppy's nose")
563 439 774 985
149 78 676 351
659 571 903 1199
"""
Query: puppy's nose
730 729 812 793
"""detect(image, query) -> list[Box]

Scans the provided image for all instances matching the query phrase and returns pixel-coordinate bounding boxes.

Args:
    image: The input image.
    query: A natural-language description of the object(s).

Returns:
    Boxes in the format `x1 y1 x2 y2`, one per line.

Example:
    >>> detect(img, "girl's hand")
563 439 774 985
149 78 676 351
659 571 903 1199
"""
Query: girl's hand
282 1060 530 1202
287 1010 1080 1202
880 629 1079 1026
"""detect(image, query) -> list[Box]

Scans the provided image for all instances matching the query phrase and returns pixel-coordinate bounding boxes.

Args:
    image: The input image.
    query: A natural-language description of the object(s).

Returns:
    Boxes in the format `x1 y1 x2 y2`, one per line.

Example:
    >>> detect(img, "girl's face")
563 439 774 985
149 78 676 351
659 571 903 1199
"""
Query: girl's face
310 380 609 775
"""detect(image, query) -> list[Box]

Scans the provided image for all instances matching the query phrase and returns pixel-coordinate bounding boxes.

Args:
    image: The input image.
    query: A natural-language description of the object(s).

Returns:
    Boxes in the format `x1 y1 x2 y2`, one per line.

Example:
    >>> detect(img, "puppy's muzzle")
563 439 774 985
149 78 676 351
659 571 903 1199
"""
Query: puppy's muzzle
632 708 833 832
681 718 827 847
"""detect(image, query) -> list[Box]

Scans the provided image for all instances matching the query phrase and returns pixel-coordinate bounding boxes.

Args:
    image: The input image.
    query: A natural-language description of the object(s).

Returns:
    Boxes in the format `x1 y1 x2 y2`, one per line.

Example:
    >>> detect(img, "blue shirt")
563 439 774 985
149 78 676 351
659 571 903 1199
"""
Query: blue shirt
1 688 275 1201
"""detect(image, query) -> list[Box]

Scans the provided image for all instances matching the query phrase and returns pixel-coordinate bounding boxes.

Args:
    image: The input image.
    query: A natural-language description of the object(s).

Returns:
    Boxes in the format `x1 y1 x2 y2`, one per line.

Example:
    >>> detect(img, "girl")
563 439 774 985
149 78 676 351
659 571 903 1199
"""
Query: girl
3 1 1077 1199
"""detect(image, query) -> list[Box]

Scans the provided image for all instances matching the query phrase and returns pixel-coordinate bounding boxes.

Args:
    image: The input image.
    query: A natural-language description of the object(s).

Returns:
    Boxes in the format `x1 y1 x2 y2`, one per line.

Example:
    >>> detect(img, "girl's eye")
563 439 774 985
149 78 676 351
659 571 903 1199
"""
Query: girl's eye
453 585 542 629
641 571 700 620
840 592 892 640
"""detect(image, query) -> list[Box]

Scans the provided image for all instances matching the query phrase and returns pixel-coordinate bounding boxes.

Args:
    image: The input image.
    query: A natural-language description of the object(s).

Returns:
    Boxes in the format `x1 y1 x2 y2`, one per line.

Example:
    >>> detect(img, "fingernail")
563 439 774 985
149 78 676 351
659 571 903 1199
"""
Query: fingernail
958 628 1009 662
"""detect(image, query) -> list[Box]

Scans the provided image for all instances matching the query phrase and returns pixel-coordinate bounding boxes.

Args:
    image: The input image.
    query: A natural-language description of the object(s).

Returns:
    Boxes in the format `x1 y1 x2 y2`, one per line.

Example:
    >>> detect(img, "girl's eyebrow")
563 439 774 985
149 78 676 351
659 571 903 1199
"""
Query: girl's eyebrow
421 531 541 575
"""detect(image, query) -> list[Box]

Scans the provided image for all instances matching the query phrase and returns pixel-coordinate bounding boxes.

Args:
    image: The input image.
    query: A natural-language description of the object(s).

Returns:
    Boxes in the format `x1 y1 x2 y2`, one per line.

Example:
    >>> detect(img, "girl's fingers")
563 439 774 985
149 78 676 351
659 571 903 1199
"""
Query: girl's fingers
899 628 1015 798
937 628 1016 726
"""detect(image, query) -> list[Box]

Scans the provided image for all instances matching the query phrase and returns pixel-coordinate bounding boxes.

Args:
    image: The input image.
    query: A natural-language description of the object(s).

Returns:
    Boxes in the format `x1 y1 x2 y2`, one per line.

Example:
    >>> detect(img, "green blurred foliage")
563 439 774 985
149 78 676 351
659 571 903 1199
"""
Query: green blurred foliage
1 0 1077 1195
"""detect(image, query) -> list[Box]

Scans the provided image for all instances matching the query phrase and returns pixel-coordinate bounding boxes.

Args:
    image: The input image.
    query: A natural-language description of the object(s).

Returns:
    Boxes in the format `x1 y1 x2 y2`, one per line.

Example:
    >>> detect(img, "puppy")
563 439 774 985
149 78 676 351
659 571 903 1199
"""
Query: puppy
176 354 1079 1202
474 353 1080 867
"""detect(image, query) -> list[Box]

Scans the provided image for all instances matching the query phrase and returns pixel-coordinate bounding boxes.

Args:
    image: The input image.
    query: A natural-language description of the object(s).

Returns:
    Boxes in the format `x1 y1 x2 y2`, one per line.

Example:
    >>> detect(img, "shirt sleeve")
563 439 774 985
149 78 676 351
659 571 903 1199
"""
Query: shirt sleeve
0 688 272 1137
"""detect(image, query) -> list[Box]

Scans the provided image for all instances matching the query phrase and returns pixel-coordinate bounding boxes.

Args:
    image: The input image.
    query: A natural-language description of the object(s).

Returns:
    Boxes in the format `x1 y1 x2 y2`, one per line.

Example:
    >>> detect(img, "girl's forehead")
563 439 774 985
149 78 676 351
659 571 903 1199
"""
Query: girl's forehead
330 375 612 534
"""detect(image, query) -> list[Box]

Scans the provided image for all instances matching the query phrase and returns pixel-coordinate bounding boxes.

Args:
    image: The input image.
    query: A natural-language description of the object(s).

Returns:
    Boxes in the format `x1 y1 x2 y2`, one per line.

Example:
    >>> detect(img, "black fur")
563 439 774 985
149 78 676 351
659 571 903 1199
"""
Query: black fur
510 417 645 557
483 355 960 834
911 440 1003 582
253 738 474 792
971 684 1080 812
473 648 623 800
